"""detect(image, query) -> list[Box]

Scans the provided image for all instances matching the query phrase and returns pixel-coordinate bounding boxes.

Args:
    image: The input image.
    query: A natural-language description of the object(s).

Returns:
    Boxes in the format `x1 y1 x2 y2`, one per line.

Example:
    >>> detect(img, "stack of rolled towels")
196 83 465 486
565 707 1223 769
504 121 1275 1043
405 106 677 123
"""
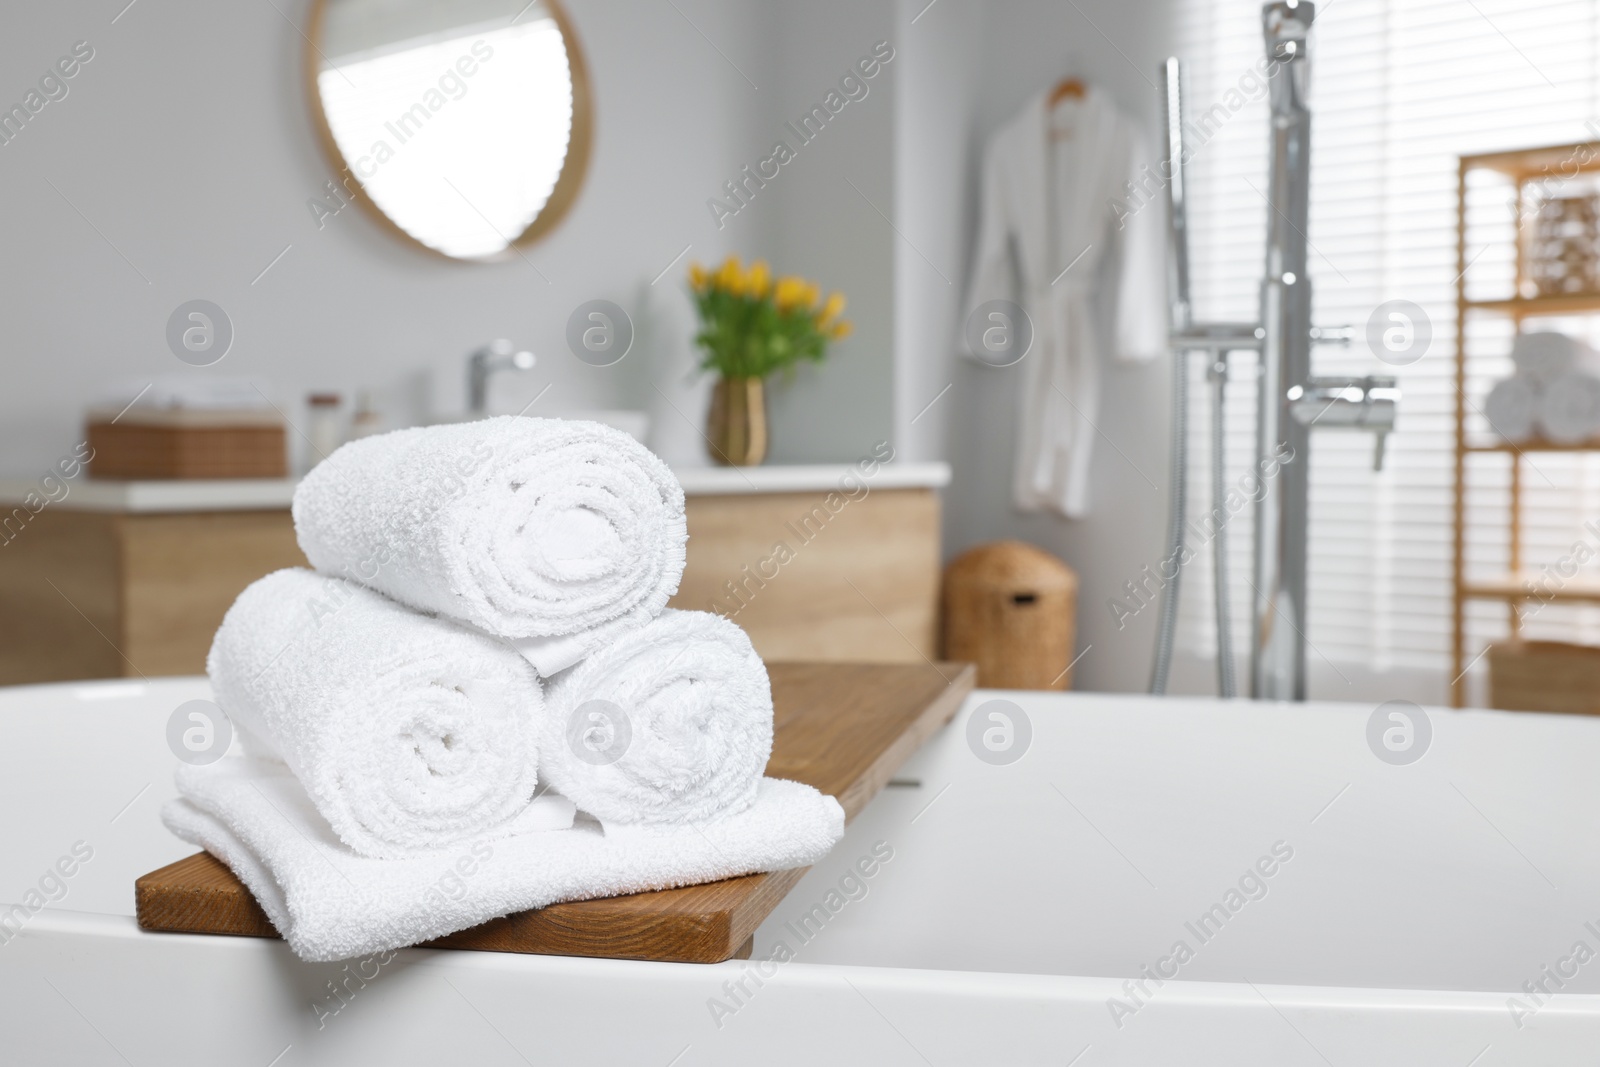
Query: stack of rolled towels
161 416 844 962
1485 331 1600 444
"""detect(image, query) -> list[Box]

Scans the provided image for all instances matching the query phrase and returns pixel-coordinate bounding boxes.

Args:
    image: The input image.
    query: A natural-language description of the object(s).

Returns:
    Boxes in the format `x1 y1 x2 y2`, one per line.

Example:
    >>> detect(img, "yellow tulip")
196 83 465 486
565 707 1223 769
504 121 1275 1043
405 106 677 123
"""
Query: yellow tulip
745 260 771 298
688 263 709 290
803 281 821 309
715 256 743 293
774 276 807 312
828 319 853 341
817 291 846 325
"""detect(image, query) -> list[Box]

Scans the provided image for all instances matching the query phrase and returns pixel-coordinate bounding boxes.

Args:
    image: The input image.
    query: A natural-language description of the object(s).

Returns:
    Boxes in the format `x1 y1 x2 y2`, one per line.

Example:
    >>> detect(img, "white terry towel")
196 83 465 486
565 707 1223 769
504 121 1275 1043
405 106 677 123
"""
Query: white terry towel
208 568 569 859
1512 331 1595 382
1484 376 1538 443
292 416 688 676
1537 370 1600 444
540 609 773 829
163 758 844 962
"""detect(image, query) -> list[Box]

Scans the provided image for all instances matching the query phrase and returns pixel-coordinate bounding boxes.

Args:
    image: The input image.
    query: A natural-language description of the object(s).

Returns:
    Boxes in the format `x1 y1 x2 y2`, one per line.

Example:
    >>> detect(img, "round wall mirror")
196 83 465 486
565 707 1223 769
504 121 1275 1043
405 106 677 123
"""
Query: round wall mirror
308 0 591 261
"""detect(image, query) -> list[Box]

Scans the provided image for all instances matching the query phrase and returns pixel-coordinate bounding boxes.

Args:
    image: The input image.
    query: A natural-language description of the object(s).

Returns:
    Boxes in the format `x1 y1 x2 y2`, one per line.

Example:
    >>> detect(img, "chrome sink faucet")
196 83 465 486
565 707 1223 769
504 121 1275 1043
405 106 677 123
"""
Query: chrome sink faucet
467 339 537 416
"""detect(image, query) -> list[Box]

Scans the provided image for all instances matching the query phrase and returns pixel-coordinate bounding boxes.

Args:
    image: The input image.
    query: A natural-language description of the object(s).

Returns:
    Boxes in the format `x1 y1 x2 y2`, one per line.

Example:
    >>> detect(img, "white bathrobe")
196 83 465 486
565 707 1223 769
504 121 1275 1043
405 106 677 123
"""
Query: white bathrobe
964 88 1166 517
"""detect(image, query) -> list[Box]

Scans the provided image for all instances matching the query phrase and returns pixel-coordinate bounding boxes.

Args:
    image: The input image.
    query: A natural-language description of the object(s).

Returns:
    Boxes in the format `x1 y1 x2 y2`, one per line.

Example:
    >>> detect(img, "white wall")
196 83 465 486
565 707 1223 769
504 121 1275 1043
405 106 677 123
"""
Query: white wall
743 0 900 465
0 0 770 474
892 0 982 465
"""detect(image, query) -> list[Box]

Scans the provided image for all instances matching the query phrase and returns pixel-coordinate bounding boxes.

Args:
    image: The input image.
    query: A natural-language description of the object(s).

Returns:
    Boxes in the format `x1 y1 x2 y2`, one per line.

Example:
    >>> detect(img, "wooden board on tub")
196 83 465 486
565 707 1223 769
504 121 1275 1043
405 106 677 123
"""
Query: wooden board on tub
134 661 975 964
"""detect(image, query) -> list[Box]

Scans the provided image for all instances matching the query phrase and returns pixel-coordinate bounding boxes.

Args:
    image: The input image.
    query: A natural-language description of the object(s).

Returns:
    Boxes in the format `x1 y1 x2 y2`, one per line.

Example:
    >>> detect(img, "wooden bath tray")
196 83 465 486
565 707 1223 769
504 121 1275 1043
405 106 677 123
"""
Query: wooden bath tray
135 661 975 964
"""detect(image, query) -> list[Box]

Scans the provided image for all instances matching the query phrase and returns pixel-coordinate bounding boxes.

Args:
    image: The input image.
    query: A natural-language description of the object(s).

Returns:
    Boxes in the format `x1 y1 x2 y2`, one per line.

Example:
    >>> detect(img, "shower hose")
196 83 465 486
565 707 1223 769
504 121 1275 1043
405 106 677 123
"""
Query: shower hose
1149 351 1236 698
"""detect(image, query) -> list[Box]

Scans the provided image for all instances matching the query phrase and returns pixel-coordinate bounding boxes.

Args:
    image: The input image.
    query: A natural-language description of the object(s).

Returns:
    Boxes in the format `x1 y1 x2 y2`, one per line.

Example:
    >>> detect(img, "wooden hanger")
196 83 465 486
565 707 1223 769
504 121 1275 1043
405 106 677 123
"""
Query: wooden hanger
1048 77 1086 107
1048 77 1085 141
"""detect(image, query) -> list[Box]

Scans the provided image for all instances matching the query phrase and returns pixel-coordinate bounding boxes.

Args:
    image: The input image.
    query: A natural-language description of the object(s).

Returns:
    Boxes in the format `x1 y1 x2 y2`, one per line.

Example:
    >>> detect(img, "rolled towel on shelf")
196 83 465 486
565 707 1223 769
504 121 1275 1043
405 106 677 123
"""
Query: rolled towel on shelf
1512 331 1596 383
541 609 774 828
293 416 688 676
205 568 570 860
1536 370 1600 445
1484 376 1538 443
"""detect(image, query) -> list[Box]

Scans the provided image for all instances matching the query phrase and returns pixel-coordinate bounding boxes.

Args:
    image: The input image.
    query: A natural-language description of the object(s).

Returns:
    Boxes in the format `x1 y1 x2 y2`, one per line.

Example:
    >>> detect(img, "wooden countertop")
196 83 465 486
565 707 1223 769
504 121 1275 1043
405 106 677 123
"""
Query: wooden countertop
0 463 949 513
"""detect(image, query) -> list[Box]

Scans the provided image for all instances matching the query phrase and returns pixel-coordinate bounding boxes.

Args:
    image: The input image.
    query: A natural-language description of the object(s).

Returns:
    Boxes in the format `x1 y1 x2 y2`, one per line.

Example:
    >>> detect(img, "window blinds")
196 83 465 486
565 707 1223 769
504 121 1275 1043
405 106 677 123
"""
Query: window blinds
1174 0 1600 702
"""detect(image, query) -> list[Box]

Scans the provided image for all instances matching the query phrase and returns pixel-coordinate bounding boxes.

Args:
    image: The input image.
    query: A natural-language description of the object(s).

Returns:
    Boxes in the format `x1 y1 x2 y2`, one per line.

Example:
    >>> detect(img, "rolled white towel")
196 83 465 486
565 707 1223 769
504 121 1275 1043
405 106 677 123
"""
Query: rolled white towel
1484 376 1538 443
541 609 773 827
293 416 688 675
1537 370 1600 444
1512 331 1595 383
207 568 569 859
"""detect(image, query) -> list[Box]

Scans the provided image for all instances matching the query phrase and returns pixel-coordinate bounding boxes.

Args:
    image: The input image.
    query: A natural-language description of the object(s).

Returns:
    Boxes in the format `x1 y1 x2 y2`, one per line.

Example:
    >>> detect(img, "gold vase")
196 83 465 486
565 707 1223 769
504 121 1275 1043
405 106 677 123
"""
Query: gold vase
706 375 769 466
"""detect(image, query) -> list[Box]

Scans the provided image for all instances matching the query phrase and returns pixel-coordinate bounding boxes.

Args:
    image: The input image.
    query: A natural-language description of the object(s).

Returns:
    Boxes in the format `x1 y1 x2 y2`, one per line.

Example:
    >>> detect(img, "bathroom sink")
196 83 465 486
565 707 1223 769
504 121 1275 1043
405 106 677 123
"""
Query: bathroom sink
2 679 1597 1065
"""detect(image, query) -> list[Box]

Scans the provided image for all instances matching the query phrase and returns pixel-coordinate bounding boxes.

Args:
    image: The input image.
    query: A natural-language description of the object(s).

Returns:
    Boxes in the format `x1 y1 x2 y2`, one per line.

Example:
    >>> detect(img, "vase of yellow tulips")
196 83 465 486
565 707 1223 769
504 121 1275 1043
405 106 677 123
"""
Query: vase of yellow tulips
689 256 852 466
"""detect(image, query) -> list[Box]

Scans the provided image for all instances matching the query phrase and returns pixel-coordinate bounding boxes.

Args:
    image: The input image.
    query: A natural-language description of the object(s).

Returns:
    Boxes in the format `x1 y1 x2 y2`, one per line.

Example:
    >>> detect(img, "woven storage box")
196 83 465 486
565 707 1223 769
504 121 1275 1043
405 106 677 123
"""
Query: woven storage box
1487 640 1600 715
86 408 287 480
1529 193 1600 297
941 540 1078 690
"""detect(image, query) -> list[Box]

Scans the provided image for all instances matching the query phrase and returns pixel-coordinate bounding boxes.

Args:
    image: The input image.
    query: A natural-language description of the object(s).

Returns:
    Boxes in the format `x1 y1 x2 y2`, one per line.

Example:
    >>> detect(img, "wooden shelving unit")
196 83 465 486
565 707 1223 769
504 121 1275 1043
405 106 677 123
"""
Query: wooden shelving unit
1467 293 1600 315
1452 140 1600 706
1462 573 1600 603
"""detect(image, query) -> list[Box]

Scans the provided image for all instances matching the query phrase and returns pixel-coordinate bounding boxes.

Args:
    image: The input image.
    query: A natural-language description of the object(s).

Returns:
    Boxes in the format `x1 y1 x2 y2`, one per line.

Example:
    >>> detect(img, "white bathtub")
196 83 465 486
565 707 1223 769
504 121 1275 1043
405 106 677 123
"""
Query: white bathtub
1 678 1596 1065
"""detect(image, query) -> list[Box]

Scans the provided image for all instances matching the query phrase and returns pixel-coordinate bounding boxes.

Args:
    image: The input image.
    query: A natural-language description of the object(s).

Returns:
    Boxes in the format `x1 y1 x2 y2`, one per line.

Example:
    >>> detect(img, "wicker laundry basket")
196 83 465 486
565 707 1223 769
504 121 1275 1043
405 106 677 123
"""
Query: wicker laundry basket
941 540 1078 690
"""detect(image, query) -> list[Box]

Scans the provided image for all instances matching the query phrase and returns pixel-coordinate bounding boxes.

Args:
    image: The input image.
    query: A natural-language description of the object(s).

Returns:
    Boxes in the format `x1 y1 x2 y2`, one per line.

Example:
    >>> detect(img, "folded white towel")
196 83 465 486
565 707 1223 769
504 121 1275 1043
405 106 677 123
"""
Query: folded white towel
1537 370 1600 444
208 568 559 859
1512 331 1595 383
540 609 773 828
163 757 844 962
292 416 688 675
1484 376 1538 443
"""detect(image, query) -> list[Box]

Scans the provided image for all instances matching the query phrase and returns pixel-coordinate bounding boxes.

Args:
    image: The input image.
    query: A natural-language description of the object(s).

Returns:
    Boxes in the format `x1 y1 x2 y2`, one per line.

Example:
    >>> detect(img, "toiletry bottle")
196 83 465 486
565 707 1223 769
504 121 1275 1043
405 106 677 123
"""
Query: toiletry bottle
307 392 343 468
350 390 384 439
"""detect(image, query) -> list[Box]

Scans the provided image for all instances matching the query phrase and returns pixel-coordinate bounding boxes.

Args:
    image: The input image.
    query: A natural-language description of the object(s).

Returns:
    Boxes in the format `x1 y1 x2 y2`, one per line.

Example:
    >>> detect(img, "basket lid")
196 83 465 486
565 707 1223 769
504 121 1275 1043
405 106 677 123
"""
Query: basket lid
945 540 1077 592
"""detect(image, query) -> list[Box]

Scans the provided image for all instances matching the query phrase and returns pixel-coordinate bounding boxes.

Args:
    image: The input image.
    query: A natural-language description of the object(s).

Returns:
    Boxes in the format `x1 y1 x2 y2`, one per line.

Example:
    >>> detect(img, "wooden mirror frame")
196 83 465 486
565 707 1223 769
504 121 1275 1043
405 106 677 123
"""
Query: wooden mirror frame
304 0 594 262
